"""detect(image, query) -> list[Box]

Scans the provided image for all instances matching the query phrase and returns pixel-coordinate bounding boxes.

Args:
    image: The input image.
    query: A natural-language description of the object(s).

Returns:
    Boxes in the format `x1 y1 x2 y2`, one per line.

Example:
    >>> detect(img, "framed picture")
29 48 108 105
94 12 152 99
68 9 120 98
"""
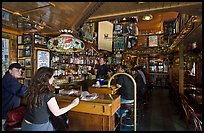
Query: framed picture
37 50 50 69
18 59 25 67
23 34 32 44
149 35 158 47
25 69 31 78
25 45 31 57
127 36 137 49
25 58 31 67
18 36 22 44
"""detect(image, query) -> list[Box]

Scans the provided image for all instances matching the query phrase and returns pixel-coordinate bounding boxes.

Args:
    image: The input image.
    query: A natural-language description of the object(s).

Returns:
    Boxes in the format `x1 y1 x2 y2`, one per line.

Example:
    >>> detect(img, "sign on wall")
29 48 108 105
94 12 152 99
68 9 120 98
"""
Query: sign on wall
37 50 50 69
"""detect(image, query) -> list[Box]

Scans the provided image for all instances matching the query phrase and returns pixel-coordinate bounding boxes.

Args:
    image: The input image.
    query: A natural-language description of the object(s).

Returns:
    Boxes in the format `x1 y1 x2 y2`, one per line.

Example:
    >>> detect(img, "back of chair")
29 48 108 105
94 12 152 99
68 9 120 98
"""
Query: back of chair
180 95 189 119
188 105 202 131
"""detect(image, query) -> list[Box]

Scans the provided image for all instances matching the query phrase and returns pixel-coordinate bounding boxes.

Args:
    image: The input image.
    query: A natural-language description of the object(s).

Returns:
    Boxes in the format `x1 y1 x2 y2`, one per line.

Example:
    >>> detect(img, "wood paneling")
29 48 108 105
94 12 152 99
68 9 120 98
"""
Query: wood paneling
56 94 120 116
2 2 201 34
56 94 120 131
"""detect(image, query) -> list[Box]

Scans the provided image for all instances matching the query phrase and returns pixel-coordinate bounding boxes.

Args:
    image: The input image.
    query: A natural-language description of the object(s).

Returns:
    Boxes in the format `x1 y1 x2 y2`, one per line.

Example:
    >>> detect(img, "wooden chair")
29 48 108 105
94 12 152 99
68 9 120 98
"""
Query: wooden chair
180 95 190 129
188 105 202 131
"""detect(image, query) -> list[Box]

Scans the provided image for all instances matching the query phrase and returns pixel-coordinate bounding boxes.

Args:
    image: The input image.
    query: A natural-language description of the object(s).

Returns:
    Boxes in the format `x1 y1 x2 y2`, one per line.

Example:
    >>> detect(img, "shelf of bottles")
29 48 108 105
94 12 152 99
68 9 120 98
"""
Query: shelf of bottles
51 48 99 81
148 55 169 87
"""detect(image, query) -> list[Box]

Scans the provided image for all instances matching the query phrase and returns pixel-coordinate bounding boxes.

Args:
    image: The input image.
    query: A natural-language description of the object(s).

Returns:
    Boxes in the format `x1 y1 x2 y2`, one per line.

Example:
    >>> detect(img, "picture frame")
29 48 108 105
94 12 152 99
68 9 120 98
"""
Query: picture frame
25 58 31 67
25 45 31 57
18 59 25 67
149 35 158 47
127 36 137 49
25 69 31 78
18 35 22 44
18 49 24 58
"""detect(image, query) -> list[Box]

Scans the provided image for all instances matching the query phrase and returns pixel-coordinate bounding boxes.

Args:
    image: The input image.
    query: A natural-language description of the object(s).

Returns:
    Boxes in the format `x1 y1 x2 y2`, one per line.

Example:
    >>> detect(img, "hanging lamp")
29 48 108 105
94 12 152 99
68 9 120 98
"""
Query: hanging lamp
47 29 85 53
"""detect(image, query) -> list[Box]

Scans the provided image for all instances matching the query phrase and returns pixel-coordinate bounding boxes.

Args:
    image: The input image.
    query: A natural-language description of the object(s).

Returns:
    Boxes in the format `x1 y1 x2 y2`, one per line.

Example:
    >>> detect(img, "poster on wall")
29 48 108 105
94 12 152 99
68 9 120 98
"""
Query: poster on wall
37 50 50 69
149 35 158 47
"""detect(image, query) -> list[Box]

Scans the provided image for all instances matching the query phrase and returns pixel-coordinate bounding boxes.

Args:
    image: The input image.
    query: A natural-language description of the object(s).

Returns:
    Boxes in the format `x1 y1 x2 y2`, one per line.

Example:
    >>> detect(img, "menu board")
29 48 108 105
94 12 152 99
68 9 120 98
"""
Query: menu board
37 50 50 69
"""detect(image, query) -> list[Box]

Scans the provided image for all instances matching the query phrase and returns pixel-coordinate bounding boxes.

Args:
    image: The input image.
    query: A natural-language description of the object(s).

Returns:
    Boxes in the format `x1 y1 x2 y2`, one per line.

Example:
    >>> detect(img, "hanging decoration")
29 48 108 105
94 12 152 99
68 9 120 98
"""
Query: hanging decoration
47 29 85 53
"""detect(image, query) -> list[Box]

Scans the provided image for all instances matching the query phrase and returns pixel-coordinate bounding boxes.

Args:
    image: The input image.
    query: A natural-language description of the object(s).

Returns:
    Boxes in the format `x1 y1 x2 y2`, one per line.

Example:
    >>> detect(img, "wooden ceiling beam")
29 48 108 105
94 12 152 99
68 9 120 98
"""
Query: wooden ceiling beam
2 25 23 35
72 2 104 32
87 2 201 22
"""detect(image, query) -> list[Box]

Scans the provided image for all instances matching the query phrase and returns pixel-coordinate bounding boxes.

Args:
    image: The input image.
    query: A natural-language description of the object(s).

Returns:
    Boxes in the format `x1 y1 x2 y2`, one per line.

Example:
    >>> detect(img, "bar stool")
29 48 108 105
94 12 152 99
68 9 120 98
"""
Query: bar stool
4 123 22 131
119 103 134 130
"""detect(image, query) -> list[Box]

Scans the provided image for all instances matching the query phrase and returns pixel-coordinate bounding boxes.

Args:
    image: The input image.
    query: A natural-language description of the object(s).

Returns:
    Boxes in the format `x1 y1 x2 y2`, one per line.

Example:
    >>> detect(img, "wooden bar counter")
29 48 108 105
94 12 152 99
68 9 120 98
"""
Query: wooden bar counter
55 93 120 131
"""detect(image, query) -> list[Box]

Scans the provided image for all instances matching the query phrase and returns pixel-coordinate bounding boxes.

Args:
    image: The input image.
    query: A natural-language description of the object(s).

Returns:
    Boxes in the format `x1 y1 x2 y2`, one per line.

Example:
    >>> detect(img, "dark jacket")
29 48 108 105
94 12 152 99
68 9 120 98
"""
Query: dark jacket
2 71 28 119
116 75 134 100
96 64 109 79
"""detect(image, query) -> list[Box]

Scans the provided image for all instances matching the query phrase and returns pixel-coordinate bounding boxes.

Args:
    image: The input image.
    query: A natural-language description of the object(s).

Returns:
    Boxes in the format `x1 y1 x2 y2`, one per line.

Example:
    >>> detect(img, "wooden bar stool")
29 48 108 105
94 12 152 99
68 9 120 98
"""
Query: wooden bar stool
119 103 134 130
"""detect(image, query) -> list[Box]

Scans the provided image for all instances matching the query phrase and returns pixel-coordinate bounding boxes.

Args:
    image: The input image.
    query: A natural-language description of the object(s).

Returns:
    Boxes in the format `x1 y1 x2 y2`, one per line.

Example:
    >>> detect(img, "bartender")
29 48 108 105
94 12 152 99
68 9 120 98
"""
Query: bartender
96 57 111 84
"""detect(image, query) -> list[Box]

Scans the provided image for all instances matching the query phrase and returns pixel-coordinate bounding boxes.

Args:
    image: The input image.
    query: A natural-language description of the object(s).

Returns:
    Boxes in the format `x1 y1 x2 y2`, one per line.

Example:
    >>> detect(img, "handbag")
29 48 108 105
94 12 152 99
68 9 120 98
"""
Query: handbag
5 106 26 126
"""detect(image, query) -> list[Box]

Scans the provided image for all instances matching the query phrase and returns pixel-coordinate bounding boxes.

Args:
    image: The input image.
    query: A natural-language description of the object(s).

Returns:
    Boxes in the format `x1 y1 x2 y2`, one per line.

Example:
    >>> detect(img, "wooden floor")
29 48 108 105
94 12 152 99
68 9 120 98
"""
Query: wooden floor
116 86 189 131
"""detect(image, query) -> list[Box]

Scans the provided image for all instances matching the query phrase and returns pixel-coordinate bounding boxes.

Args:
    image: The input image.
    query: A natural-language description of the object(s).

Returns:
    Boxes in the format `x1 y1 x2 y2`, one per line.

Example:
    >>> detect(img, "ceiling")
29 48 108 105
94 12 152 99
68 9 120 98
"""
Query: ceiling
2 2 202 35
2 2 202 51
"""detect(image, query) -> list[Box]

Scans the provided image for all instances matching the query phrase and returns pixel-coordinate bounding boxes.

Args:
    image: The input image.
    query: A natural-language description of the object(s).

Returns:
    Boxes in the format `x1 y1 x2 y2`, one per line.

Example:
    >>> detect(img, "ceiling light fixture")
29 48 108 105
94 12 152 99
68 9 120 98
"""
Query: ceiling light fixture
47 29 85 53
142 14 153 21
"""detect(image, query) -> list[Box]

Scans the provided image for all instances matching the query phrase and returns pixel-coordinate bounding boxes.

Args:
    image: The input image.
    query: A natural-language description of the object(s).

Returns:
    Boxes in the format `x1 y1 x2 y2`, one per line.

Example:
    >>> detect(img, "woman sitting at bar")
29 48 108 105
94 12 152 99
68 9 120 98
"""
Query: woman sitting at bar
21 67 79 131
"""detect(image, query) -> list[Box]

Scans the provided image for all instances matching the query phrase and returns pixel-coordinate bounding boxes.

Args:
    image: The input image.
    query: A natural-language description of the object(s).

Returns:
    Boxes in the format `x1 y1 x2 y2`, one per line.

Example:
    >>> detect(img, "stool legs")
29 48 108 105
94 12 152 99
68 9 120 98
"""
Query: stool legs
119 104 134 130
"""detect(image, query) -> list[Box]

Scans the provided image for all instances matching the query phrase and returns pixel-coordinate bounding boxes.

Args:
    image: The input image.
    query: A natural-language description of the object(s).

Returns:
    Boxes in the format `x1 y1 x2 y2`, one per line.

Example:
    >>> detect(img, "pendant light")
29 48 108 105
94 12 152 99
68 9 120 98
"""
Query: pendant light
47 29 85 53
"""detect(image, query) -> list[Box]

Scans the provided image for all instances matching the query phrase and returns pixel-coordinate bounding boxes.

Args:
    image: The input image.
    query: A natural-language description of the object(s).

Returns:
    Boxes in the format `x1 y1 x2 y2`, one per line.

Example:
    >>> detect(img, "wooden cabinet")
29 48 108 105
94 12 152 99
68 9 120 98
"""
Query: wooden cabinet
56 94 120 131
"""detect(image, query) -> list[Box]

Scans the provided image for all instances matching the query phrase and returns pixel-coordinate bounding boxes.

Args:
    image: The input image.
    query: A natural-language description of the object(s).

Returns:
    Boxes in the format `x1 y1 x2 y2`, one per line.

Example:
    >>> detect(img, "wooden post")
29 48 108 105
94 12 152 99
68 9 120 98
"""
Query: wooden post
179 44 184 95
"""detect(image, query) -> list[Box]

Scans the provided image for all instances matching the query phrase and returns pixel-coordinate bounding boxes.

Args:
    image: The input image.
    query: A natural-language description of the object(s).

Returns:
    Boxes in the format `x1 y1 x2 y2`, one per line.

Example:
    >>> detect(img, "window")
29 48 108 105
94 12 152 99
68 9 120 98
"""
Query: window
2 38 9 76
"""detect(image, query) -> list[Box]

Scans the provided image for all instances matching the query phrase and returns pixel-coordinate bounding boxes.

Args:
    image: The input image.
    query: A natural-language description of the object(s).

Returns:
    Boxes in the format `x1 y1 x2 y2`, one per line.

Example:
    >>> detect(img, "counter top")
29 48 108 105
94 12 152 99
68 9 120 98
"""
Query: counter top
55 94 120 116
88 86 117 95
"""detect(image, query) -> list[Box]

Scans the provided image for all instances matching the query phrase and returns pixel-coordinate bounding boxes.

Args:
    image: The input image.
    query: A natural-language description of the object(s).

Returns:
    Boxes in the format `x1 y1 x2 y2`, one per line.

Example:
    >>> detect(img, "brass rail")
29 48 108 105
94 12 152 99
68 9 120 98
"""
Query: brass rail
107 72 137 131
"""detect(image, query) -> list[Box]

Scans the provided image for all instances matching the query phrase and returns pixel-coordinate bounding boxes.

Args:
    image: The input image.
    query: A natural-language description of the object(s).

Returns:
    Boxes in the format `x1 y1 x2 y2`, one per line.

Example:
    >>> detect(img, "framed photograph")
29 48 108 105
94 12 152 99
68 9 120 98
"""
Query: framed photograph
114 24 122 34
23 34 32 44
25 58 31 67
25 45 31 57
127 36 137 49
18 59 25 67
37 50 50 69
18 36 22 44
149 35 158 47
25 69 32 78
18 49 23 58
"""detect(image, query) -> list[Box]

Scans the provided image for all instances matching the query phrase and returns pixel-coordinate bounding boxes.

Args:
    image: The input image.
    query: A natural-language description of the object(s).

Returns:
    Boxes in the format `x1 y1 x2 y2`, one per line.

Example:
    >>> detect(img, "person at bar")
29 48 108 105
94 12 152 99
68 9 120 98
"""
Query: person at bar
115 65 134 118
2 63 28 131
21 67 79 131
96 57 111 85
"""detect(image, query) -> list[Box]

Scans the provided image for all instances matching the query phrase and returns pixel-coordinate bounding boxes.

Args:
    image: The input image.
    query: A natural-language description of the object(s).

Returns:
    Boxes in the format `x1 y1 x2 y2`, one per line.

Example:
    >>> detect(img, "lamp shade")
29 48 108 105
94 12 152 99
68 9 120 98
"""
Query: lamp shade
47 33 85 53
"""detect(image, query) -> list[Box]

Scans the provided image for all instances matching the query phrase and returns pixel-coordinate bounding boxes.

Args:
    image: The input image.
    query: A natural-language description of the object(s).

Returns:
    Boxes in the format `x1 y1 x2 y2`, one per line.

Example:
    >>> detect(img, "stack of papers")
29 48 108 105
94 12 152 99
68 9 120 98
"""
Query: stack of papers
80 91 98 101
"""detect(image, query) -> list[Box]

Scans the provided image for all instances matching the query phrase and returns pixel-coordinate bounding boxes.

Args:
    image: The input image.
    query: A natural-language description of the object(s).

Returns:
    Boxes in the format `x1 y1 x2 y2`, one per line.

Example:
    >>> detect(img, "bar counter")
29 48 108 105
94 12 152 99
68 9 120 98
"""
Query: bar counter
55 93 120 131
